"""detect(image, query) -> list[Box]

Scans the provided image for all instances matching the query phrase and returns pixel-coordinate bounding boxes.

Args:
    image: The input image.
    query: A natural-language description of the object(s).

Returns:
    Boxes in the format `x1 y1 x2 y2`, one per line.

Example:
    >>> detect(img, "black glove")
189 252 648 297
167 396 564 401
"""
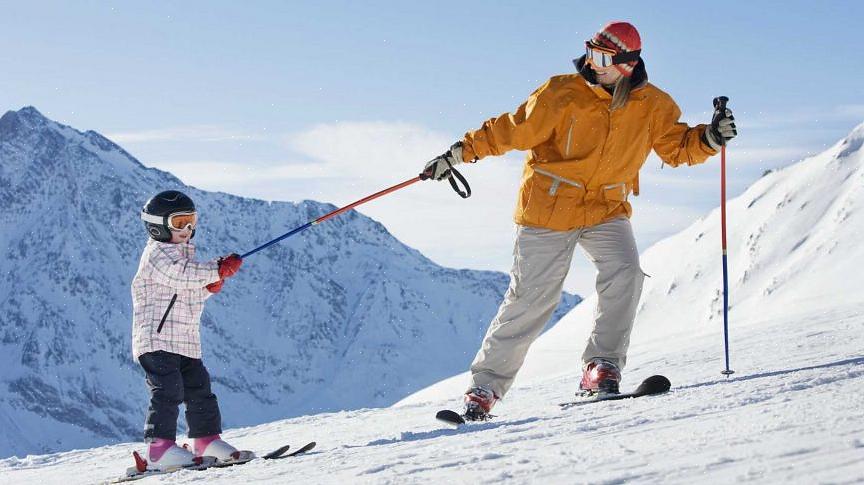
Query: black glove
423 142 465 181
703 105 737 151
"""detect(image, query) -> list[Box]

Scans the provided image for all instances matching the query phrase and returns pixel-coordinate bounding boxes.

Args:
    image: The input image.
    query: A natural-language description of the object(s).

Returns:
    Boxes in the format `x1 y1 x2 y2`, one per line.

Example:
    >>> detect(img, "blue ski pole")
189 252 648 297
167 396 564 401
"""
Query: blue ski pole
714 95 735 377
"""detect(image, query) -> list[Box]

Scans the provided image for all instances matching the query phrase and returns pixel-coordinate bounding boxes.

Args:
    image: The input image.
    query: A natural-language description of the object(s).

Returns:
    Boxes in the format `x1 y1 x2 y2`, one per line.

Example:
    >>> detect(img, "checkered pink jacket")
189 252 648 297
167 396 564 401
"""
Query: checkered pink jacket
131 240 221 360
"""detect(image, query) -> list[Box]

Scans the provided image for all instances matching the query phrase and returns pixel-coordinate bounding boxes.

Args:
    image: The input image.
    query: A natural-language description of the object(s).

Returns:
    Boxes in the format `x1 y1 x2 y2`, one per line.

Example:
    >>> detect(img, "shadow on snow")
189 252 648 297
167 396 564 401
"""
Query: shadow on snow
347 417 544 448
676 356 864 391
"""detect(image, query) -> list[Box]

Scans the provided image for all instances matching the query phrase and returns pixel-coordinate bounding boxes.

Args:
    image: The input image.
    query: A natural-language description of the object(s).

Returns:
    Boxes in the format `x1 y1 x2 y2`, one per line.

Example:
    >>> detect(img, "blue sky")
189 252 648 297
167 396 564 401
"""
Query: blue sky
2 1 862 295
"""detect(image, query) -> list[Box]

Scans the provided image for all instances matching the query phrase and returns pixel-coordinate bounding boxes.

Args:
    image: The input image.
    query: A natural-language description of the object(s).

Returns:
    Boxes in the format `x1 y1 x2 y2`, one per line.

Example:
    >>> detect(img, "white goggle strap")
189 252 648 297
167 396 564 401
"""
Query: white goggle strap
141 211 165 226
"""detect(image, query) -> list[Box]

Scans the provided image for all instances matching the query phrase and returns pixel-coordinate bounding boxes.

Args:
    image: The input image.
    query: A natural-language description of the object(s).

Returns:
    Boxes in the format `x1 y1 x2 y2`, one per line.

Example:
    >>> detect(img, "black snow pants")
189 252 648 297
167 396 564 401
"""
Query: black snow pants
139 350 222 441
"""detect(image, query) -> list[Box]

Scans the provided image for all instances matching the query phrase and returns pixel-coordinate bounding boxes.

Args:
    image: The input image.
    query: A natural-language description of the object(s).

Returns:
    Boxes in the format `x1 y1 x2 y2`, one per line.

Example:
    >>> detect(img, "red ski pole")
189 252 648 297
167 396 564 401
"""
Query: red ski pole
240 167 470 259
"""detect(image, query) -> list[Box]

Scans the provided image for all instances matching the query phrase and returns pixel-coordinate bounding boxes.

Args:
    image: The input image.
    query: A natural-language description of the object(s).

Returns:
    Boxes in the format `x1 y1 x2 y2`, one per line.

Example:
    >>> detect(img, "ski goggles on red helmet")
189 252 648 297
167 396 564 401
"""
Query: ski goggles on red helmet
583 41 641 68
141 211 197 231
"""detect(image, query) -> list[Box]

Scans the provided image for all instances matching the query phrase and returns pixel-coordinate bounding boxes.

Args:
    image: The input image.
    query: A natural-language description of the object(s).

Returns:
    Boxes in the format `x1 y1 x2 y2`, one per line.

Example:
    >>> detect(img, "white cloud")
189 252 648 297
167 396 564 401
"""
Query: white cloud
833 104 864 119
736 104 864 130
284 121 454 182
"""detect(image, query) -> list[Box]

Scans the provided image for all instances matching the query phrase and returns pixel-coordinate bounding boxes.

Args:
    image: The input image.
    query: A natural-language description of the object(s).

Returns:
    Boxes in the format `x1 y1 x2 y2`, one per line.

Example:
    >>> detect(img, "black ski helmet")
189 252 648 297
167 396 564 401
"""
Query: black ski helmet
141 190 196 242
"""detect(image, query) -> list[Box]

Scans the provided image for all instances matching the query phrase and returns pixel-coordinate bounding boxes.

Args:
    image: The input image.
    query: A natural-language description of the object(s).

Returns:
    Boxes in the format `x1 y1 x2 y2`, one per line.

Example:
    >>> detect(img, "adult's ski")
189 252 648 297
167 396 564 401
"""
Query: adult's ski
435 408 496 427
559 375 671 409
435 409 468 426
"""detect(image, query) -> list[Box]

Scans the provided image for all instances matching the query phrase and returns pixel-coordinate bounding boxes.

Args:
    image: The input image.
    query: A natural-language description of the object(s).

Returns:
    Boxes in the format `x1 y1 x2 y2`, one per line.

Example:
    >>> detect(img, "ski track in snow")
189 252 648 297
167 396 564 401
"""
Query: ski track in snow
1 305 862 484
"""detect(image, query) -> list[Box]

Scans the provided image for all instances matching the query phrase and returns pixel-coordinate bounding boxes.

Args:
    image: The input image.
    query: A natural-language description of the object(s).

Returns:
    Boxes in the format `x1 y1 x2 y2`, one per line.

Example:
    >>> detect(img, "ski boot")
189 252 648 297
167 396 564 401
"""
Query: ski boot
192 434 255 465
146 438 199 471
463 386 498 421
579 358 622 396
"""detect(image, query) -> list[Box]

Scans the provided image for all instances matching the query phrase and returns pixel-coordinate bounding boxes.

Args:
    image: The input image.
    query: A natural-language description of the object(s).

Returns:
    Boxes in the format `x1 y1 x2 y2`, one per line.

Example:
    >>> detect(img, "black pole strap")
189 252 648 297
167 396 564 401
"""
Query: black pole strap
447 167 471 199
418 164 471 199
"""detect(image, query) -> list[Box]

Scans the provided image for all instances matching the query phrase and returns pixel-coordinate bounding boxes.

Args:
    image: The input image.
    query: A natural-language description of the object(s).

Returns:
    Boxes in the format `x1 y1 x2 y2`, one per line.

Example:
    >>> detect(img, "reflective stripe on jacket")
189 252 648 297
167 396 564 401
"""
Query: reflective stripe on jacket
461 59 717 230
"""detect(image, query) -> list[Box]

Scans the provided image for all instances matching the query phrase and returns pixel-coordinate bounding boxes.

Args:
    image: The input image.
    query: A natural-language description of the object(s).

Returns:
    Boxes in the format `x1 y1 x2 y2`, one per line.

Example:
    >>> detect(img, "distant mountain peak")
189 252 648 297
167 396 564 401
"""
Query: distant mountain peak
16 105 46 118
1 106 51 130
838 121 864 158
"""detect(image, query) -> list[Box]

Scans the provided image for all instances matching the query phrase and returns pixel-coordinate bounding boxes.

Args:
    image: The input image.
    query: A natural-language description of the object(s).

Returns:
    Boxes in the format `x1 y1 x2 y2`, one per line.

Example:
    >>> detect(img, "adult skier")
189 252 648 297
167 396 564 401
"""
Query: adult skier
423 21 737 420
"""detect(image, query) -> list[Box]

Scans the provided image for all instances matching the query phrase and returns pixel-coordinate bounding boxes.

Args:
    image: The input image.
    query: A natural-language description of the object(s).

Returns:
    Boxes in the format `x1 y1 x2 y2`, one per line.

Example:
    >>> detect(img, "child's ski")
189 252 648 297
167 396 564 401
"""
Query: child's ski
270 441 317 459
106 441 316 483
106 454 217 483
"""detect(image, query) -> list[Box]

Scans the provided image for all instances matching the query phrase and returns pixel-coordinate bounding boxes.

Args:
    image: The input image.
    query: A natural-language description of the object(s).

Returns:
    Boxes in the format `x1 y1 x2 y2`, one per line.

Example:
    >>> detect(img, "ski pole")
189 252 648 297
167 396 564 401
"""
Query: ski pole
714 95 735 377
161 168 469 334
239 167 470 259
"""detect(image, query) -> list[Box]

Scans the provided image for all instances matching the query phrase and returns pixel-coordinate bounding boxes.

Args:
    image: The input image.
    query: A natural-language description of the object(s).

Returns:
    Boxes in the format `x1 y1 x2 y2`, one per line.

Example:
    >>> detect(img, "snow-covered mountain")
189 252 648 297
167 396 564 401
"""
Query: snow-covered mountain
2 122 862 484
0 107 580 459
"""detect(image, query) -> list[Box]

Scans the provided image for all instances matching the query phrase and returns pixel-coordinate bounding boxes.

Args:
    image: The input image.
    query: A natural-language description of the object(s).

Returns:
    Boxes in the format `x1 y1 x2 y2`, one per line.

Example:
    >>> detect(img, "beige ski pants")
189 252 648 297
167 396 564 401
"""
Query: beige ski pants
469 217 644 398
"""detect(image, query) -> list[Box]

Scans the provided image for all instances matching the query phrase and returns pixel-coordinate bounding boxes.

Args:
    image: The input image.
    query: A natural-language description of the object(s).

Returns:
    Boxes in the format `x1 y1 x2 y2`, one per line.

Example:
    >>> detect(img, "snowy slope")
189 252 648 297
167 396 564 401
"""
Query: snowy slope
0 293 861 484
2 119 863 484
0 107 580 458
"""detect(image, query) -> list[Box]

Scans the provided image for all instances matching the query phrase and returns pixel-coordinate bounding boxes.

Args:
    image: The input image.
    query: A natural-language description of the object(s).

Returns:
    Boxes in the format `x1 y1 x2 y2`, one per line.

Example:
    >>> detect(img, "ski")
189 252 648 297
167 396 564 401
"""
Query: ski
210 441 315 467
435 409 495 427
435 409 466 426
262 443 293 459
271 441 316 459
559 375 671 409
105 454 217 483
106 441 315 483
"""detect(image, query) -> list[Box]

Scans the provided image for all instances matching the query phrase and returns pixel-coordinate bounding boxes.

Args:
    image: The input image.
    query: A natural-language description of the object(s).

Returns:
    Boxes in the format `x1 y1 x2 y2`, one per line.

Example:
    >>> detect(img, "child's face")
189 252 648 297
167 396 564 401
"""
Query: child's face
167 211 197 244
169 227 193 244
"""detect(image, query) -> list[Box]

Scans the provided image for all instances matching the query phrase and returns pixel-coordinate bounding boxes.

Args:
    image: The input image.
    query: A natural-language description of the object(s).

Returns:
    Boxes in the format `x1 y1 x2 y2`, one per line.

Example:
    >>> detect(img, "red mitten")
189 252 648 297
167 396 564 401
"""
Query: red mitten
206 280 224 294
218 254 243 279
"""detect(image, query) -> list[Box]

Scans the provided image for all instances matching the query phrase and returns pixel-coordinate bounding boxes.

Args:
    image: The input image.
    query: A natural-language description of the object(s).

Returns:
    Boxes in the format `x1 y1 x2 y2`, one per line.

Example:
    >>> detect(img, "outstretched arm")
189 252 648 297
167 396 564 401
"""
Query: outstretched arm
462 79 562 162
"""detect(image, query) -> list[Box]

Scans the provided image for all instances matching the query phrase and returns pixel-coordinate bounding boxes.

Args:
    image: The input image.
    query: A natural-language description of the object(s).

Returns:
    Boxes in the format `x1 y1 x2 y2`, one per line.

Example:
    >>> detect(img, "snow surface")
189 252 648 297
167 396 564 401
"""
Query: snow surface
2 115 863 483
1 300 861 484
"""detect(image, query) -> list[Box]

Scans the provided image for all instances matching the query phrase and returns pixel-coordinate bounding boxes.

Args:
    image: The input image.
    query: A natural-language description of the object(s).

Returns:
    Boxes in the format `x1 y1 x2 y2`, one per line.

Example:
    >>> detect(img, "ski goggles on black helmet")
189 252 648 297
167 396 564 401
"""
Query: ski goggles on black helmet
583 40 641 68
141 211 197 231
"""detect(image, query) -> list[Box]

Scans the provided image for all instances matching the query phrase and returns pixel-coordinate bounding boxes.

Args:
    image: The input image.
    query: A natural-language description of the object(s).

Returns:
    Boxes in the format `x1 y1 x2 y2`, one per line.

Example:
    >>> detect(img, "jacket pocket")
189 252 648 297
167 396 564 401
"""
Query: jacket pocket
601 182 633 218
602 182 629 202
527 168 586 227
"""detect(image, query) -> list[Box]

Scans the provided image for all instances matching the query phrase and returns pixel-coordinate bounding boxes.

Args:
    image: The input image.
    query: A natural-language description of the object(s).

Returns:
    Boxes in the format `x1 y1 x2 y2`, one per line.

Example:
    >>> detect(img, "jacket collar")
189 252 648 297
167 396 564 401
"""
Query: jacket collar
574 55 648 98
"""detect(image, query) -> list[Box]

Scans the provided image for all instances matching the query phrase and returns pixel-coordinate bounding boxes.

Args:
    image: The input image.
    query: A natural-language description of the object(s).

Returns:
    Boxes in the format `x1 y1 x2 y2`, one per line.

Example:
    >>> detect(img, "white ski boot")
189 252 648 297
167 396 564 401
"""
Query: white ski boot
194 435 255 465
146 440 199 471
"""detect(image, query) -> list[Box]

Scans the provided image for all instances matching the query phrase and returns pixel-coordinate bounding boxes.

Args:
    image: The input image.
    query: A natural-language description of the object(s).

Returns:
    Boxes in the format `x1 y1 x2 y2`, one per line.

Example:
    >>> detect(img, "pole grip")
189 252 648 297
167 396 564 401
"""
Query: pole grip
711 96 730 147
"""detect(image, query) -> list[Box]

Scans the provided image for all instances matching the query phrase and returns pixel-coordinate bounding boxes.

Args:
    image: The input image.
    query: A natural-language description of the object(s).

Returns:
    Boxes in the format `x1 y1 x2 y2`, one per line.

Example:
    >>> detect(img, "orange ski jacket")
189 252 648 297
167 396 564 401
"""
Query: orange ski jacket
461 59 717 230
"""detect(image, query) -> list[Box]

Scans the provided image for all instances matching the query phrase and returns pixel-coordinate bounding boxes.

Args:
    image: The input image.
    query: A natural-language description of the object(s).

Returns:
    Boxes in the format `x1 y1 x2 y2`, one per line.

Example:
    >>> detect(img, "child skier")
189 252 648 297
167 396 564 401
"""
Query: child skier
423 21 737 419
132 189 248 470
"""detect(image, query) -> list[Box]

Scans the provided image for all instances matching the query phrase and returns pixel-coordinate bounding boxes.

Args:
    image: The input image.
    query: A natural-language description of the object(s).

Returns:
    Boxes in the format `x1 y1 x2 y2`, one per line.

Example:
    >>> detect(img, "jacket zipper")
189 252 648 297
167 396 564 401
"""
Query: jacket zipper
534 167 583 196
564 117 574 157
156 294 177 334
